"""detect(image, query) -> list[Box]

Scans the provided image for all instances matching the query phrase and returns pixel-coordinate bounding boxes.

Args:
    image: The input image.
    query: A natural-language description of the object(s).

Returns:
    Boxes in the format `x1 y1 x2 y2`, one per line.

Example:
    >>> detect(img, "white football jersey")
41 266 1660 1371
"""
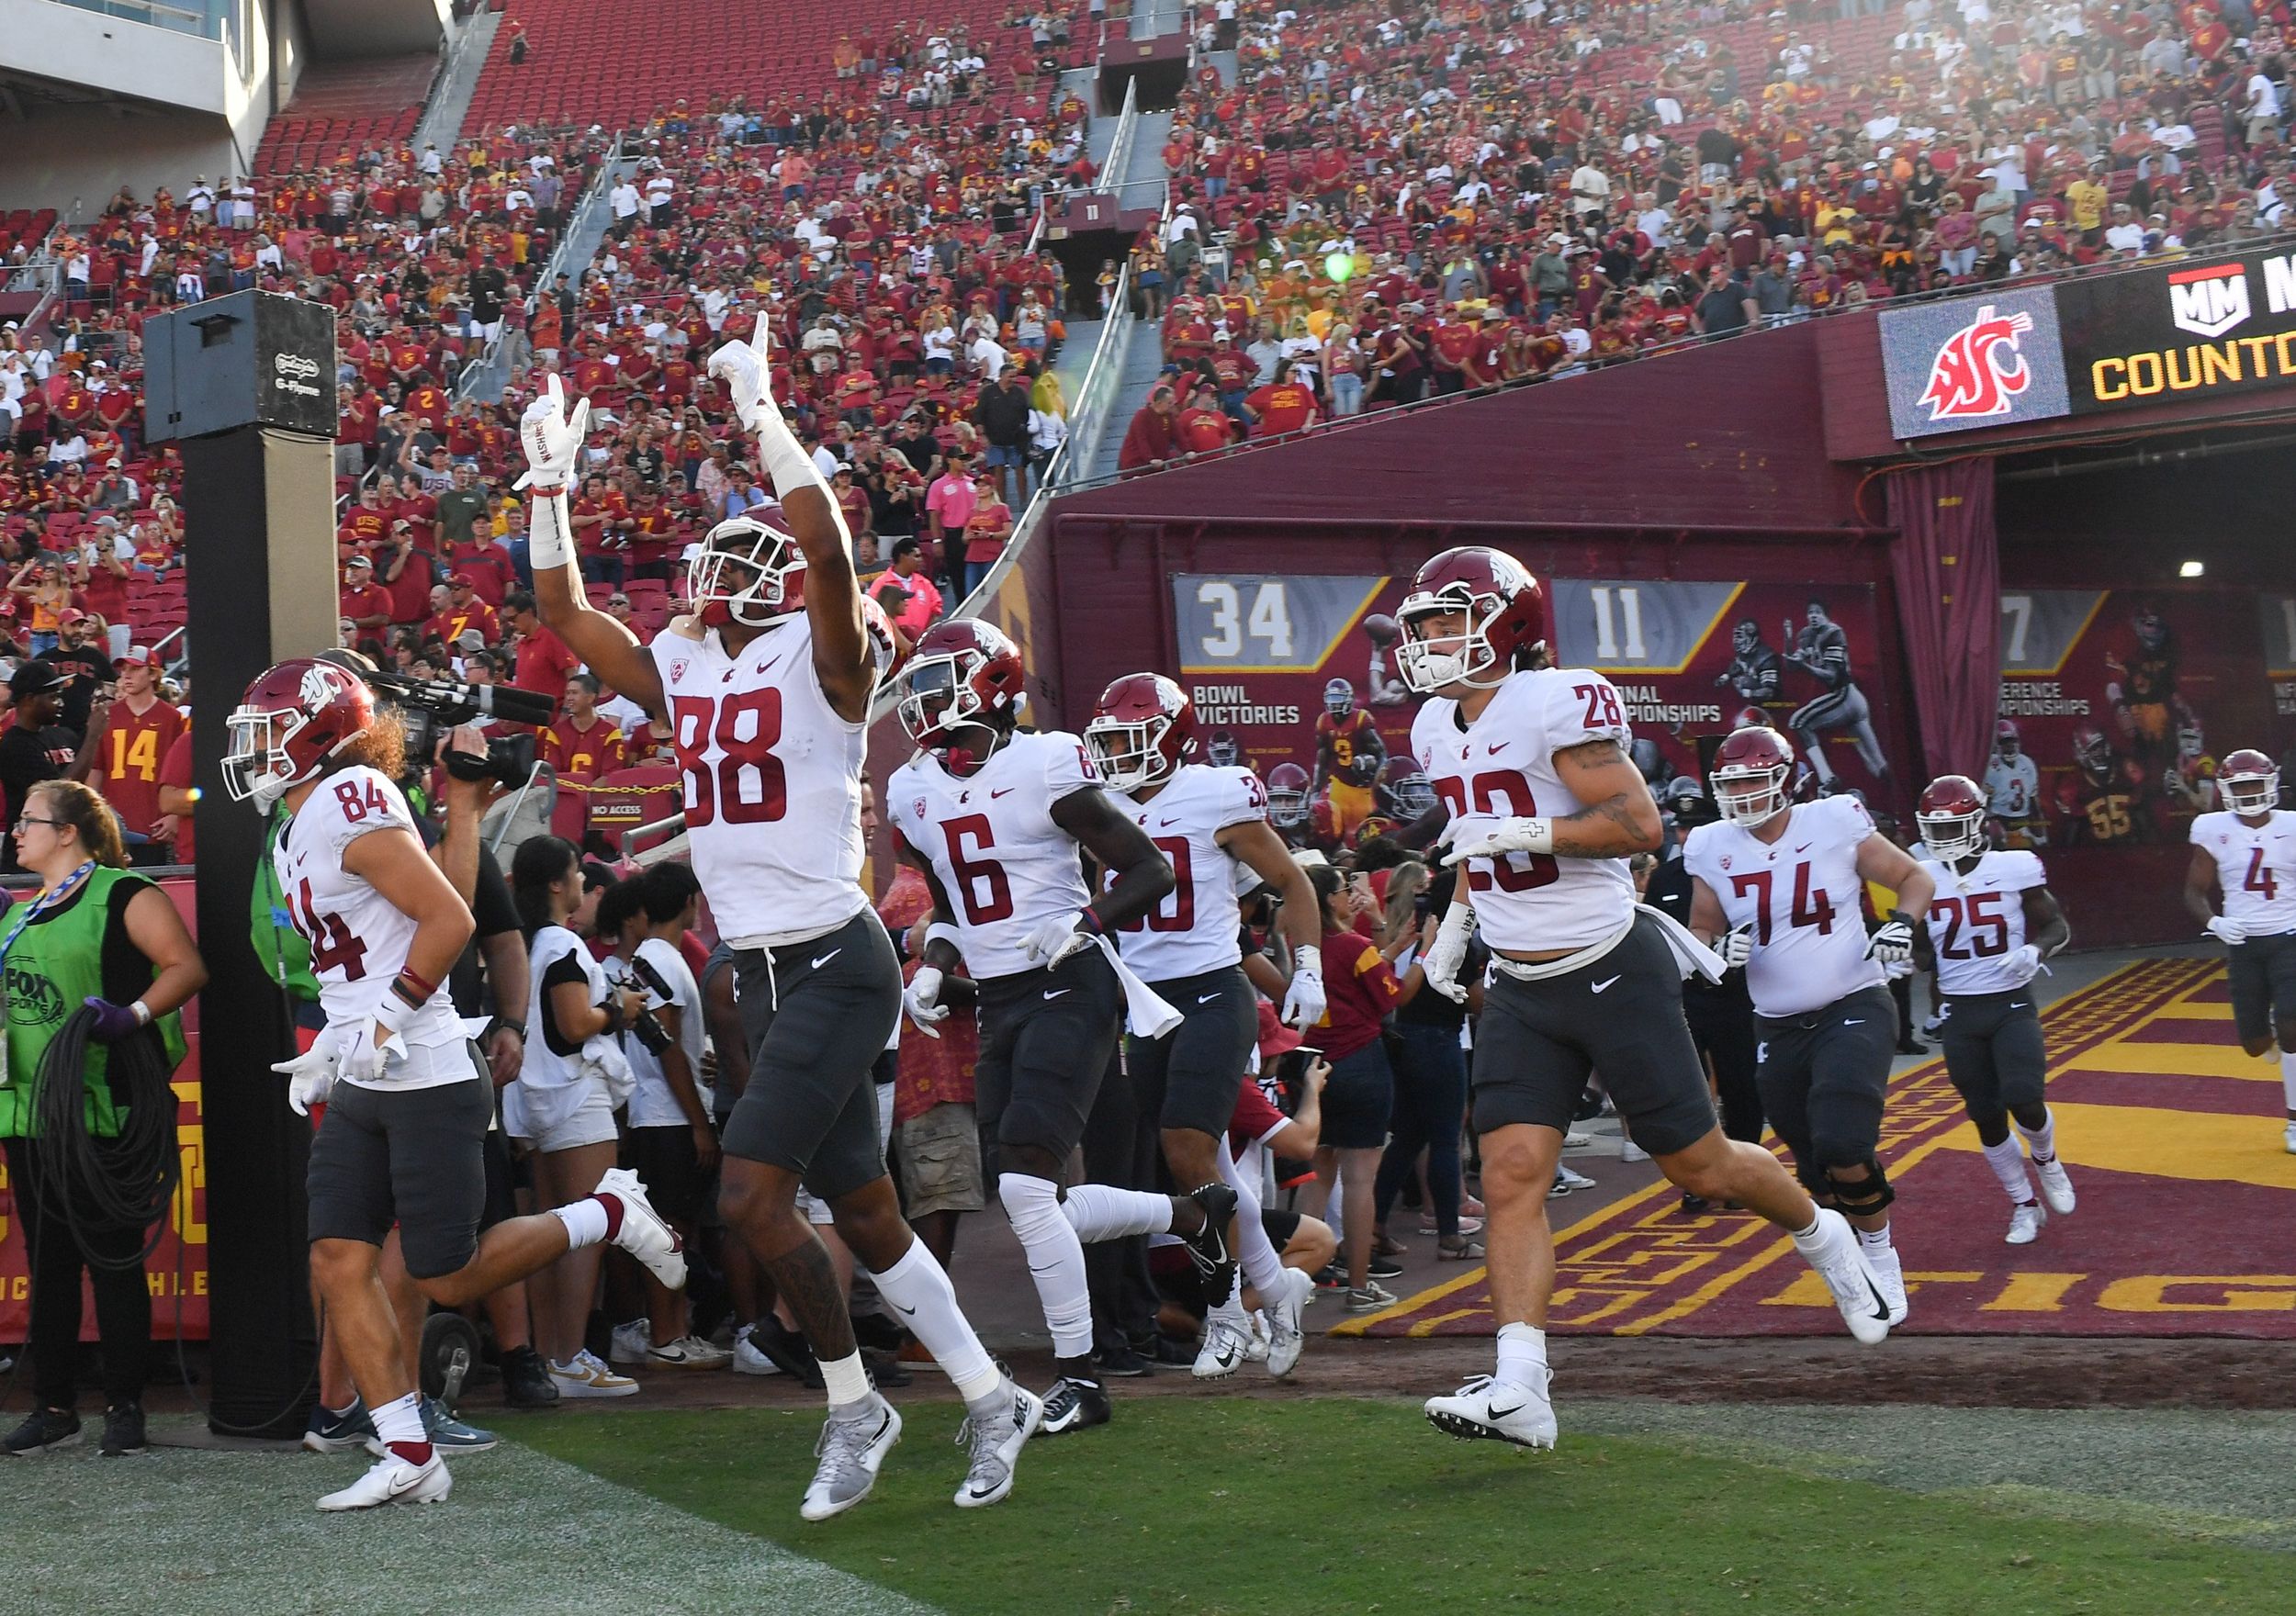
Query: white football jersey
1682 793 1882 1017
888 729 1102 981
1104 762 1268 981
1985 753 2040 819
1919 850 2044 995
274 764 467 1085
1412 667 1636 953
2192 808 2296 935
650 613 873 948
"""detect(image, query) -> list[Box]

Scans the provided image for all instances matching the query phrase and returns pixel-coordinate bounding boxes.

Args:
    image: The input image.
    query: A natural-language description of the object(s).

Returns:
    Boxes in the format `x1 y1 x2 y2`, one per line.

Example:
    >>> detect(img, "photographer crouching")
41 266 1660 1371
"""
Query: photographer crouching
1 780 207 1457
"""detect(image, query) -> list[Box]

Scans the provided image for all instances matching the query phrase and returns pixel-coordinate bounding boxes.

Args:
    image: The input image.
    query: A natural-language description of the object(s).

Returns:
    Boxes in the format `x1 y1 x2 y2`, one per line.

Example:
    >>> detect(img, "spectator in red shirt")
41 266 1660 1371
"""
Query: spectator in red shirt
428 573 501 648
1304 860 1410 1311
1243 361 1322 439
542 672 626 780
1176 383 1237 454
91 645 184 863
156 723 197 863
1117 384 1181 477
504 589 580 699
864 536 944 652
338 555 394 638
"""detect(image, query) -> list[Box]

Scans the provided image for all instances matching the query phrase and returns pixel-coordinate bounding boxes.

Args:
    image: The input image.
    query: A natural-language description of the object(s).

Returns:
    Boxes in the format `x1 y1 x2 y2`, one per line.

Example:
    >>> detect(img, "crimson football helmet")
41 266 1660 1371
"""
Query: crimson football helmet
1266 762 1311 828
2219 747 2280 816
1995 718 2020 759
1323 677 1356 717
689 511 805 628
1710 724 1795 826
1394 545 1548 693
1378 756 1437 819
897 618 1027 769
223 657 376 810
1085 672 1199 792
1917 773 1989 861
2071 724 2113 784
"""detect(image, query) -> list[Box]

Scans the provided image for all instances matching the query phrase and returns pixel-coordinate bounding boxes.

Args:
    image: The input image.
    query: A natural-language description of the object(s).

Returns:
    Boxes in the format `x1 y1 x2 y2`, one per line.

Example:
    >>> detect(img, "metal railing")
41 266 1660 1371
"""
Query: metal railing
1100 77 1142 196
456 135 625 399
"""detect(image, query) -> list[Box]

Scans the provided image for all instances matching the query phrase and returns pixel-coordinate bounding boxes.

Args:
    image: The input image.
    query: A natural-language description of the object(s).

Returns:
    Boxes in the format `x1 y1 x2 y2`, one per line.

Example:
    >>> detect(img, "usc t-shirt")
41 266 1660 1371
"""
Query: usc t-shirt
1312 927 1403 1060
1244 382 1317 437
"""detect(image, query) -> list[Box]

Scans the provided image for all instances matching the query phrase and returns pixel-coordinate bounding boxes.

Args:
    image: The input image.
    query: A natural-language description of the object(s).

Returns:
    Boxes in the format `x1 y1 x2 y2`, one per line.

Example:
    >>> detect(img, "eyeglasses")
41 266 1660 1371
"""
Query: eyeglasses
15 815 69 832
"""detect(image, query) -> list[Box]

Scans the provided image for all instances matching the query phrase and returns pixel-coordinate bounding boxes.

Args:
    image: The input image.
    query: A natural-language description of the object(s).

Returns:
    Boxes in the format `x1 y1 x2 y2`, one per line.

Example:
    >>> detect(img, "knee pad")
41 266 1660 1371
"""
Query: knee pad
1824 1160 1894 1218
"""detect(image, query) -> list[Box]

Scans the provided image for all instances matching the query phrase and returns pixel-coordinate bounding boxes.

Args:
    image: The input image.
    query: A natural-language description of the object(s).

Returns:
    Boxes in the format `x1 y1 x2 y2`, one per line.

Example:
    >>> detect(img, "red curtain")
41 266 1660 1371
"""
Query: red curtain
1886 459 2000 782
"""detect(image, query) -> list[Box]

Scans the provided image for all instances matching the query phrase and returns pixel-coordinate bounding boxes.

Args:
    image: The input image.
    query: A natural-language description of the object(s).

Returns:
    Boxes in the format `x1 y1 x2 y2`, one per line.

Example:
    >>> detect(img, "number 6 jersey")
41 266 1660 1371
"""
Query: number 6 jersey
1682 793 1882 1017
1412 667 1636 953
1916 849 2043 995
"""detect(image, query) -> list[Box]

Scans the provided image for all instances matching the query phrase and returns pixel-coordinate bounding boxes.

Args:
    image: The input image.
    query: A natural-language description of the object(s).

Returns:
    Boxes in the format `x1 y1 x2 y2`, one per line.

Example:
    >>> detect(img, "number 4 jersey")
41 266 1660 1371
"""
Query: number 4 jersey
1105 762 1269 981
274 763 466 1073
1917 850 2043 995
1682 793 1881 1017
2190 808 2296 937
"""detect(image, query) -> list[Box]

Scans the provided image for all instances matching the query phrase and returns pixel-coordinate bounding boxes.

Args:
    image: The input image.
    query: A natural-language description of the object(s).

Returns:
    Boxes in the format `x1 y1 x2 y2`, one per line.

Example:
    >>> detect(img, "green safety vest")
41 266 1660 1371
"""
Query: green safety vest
0 867 187 1139
253 806 320 1002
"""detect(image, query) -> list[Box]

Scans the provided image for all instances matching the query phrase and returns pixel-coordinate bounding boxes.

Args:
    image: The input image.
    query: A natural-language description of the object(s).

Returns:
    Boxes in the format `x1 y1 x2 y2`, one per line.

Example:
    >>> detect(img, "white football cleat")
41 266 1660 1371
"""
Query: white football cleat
1265 1267 1311 1378
316 1451 451 1511
2032 1156 2076 1216
595 1166 687 1290
1801 1207 1895 1345
1424 1371 1558 1452
953 1381 1042 1510
2283 1121 2295 1155
1192 1311 1250 1380
1861 1241 1909 1326
2005 1202 2045 1245
801 1395 902 1522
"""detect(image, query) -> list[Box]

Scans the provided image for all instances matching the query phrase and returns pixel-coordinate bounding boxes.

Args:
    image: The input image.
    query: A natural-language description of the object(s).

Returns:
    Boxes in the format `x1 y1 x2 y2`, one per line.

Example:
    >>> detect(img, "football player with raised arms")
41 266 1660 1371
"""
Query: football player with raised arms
235 660 686 1511
524 320 1040 1522
1394 546 1899 1453
1682 725 1935 1323
2182 749 2296 1152
1084 672 1326 1378
1911 774 2075 1243
891 623 1232 1436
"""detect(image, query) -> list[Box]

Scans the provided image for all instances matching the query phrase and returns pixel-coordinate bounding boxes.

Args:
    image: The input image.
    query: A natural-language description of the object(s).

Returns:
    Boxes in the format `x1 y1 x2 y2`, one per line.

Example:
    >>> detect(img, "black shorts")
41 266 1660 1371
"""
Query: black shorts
628 1123 708 1229
1261 1206 1303 1249
2227 930 2296 1044
1320 1040 1395 1150
479 1125 517 1229
1128 964 1256 1138
1470 913 1717 1157
719 908 902 1205
1755 984 1897 1185
307 1057 491 1280
974 944 1122 1167
1936 989 2048 1117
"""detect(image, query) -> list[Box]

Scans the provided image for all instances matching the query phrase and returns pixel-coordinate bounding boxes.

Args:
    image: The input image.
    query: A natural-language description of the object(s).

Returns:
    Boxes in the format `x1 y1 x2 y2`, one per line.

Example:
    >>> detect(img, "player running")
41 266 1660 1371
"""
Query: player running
1390 547 1901 1453
2183 749 2296 1153
527 323 1039 1522
1912 774 2076 1243
1783 598 1888 787
889 621 1227 1436
233 659 686 1511
1312 677 1385 841
1084 672 1325 1378
1682 724 1934 1323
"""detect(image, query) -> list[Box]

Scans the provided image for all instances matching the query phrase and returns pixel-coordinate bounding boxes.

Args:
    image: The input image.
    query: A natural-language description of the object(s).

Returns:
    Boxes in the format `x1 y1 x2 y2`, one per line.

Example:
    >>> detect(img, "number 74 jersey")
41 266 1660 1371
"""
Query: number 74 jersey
1681 794 1882 1017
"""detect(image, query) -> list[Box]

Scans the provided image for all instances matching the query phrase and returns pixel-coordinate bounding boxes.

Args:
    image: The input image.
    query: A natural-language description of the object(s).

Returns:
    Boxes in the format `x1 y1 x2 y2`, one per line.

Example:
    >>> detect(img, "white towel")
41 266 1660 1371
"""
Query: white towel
1636 902 1728 984
1092 935 1183 1038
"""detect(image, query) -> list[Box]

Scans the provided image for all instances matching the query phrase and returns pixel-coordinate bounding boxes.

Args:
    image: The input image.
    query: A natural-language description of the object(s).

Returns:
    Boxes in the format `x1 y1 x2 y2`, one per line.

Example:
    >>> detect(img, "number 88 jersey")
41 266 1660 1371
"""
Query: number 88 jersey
1916 850 2042 996
1681 793 1882 1017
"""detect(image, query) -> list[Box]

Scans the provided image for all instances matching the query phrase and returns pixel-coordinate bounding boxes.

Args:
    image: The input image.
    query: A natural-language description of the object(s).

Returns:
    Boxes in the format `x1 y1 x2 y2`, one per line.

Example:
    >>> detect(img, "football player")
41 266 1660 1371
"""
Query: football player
2182 749 2296 1153
1715 617 1781 702
2106 601 2178 769
525 326 1039 1522
237 659 686 1511
2054 724 2152 847
1783 598 1889 788
1363 612 1413 706
1984 720 2043 847
889 621 1221 1438
1265 761 1325 852
1912 775 2076 1243
1312 676 1385 841
1392 547 1901 1453
1085 672 1325 1378
1683 724 1935 1324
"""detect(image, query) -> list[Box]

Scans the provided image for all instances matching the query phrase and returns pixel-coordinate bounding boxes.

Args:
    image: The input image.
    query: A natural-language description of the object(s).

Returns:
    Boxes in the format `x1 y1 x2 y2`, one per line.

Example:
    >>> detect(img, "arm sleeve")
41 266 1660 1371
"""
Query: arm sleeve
318 769 420 858
1832 791 1878 855
2001 851 2048 892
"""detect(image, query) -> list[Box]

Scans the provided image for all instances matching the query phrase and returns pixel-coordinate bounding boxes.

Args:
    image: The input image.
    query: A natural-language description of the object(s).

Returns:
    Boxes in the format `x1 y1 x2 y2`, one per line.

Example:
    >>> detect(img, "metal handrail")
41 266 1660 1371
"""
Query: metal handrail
1101 78 1142 196
456 134 625 398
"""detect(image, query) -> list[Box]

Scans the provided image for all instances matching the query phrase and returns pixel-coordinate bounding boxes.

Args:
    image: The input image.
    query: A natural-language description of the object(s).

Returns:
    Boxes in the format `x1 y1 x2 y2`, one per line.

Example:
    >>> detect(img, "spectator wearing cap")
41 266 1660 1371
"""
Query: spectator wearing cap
1175 383 1236 455
503 590 580 702
89 645 184 868
338 554 393 639
924 452 977 581
428 573 501 651
866 538 944 654
39 611 118 741
0 661 106 871
958 472 1012 600
718 465 770 524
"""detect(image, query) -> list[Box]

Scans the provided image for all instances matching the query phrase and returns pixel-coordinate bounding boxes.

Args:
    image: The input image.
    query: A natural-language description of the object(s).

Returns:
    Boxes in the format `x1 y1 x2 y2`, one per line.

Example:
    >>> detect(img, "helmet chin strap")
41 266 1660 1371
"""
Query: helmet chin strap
937 716 1007 776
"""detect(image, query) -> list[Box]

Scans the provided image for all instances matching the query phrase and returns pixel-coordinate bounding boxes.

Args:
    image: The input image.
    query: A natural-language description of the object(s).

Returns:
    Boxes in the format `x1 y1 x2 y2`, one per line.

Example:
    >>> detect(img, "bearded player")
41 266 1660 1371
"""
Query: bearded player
1084 672 1325 1379
1312 677 1384 841
2183 749 2296 1153
1912 774 2076 1244
889 621 1233 1437
527 323 1039 1522
1682 724 1934 1323
1393 546 1901 1452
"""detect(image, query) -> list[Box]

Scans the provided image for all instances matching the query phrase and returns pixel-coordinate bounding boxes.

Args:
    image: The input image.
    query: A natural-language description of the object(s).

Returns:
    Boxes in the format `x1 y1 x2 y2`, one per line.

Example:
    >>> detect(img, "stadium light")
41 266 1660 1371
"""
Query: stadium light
2178 560 2204 578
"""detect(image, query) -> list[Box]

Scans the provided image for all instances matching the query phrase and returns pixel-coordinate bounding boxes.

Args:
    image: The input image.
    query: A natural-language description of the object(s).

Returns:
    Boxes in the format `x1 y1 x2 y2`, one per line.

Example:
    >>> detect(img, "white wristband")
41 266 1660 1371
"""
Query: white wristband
130 999 152 1027
528 487 574 571
924 920 963 956
757 413 827 501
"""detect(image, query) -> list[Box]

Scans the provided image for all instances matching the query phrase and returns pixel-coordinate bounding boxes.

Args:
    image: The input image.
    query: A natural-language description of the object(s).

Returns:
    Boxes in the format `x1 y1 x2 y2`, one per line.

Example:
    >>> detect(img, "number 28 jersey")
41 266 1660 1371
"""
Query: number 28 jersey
2191 808 2296 936
274 764 466 1081
1412 668 1636 953
887 731 1101 982
1105 762 1268 981
1917 850 2043 995
1682 793 1881 1018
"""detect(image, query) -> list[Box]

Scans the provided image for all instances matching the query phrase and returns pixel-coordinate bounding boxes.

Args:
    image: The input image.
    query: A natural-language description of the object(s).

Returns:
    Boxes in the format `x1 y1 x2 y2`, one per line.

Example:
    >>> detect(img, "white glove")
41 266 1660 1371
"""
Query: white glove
332 1018 406 1087
1021 913 1098 970
514 372 591 490
1863 918 1915 966
1443 815 1554 867
270 1034 339 1117
1717 924 1755 969
706 313 774 433
1279 944 1326 1029
1421 903 1475 1004
1882 956 1915 982
2207 915 2248 946
2003 942 2043 982
904 965 950 1038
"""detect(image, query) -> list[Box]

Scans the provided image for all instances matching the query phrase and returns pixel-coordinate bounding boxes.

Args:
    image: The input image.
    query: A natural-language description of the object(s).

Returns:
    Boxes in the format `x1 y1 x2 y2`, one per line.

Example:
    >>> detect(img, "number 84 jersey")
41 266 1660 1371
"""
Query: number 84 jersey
1681 794 1882 1017
1916 850 2043 996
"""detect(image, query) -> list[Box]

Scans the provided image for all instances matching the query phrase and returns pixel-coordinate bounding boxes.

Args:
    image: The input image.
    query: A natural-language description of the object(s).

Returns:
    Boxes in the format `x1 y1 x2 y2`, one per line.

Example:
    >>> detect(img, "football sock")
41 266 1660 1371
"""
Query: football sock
999 1172 1096 1359
1059 1183 1175 1240
371 1391 432 1467
1788 1212 1829 1250
1981 1136 2035 1203
1217 1142 1288 1300
820 1352 873 1412
2280 1052 2296 1112
1494 1321 1548 1395
552 1197 609 1248
2012 1108 2058 1163
868 1238 1004 1406
1856 1221 1895 1251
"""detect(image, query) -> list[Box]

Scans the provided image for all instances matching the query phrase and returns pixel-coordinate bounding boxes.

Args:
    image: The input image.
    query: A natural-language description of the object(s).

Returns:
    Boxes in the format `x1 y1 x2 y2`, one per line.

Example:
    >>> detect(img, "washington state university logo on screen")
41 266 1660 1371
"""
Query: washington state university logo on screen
1918 305 2034 421
2167 262 2250 338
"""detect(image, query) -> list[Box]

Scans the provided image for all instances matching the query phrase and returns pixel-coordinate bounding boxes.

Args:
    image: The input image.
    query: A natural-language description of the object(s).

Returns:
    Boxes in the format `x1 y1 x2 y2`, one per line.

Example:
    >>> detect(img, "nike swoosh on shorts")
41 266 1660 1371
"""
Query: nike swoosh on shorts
1591 976 1619 993
1043 988 1071 1000
811 948 841 969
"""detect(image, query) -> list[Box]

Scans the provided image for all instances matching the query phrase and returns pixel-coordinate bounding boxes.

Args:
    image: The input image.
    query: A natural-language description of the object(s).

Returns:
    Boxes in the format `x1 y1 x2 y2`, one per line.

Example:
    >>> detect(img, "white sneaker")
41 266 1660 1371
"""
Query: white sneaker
1192 1311 1251 1380
1243 1312 1272 1364
1861 1240 1909 1325
2283 1120 2295 1155
1265 1268 1310 1378
609 1319 652 1366
953 1381 1042 1509
732 1326 782 1376
1799 1207 1895 1345
2032 1156 2076 1216
2005 1202 2045 1245
801 1394 902 1521
551 1350 640 1398
1555 1165 1598 1192
1618 1135 1649 1163
1563 1131 1593 1149
316 1450 451 1511
647 1334 733 1371
595 1167 687 1290
1424 1370 1557 1451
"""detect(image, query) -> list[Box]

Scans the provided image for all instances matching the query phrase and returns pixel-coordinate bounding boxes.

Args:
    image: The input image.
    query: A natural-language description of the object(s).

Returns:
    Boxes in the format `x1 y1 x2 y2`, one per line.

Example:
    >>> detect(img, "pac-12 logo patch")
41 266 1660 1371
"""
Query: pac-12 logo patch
1918 304 2034 421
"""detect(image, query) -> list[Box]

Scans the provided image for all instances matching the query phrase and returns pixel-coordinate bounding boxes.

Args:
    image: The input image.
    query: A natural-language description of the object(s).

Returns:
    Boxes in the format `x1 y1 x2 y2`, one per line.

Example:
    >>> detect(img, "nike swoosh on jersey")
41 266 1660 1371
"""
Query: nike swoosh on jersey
991 787 1015 798
1591 976 1620 993
811 948 842 969
1487 741 1511 753
1043 988 1070 1000
1795 843 1812 853
1161 816 1182 827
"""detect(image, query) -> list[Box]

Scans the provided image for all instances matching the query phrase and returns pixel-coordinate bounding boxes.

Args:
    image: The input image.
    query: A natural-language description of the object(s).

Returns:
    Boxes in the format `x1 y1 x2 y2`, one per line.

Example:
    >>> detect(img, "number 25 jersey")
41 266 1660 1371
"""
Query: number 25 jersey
1105 762 1268 981
2191 808 2296 936
1681 793 1881 1018
1411 667 1636 953
1917 850 2043 995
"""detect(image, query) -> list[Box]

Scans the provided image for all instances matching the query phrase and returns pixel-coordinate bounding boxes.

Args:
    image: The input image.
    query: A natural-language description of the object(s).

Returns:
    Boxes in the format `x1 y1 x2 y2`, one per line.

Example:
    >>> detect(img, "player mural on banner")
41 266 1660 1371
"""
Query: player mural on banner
1171 572 1906 858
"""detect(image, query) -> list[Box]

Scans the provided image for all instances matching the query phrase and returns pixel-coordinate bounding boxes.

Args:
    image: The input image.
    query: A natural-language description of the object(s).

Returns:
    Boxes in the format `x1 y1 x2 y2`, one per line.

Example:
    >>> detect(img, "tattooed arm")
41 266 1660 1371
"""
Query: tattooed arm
1548 737 1664 858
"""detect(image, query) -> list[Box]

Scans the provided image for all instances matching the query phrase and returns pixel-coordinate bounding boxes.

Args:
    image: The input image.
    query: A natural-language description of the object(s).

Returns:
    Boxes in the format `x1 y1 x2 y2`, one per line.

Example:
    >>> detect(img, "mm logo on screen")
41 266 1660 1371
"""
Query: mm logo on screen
2169 253 2296 338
